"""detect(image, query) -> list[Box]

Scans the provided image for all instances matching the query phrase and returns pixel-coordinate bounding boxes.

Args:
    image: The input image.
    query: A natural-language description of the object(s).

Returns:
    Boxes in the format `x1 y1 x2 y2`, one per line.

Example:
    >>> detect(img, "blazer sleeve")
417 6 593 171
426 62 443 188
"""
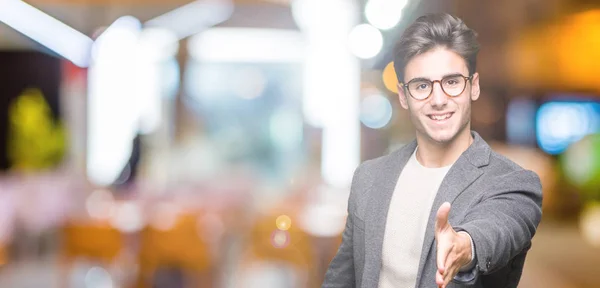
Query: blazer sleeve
453 169 543 276
322 165 362 288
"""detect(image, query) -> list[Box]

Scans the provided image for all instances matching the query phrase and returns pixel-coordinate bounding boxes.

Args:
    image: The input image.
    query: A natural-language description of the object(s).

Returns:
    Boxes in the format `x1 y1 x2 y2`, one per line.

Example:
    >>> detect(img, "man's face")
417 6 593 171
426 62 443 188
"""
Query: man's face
398 47 480 145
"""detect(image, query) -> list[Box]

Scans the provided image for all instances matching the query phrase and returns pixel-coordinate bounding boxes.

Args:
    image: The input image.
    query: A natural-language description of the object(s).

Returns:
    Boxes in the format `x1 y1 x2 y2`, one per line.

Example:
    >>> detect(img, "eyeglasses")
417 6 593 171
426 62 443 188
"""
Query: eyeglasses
400 74 473 100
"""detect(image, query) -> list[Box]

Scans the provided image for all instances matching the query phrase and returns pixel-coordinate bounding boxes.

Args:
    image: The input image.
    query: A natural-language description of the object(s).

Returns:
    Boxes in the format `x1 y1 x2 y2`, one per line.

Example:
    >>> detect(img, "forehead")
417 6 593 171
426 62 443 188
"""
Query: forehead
403 47 468 81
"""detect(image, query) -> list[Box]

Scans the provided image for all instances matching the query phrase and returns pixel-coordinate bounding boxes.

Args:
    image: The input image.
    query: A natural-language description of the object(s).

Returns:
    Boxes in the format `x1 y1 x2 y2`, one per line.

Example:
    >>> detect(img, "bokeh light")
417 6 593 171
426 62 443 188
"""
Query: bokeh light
561 134 600 193
271 230 290 248
150 202 180 231
85 189 115 220
348 24 383 59
84 266 113 288
360 93 393 129
365 0 408 30
291 0 357 33
382 61 399 93
536 101 600 154
275 215 292 231
109 201 143 233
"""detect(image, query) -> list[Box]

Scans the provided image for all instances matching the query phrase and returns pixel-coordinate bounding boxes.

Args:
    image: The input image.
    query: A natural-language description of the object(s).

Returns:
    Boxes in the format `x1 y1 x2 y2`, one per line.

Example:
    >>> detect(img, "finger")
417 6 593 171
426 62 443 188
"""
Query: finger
437 242 453 273
436 270 444 286
436 244 447 273
443 263 459 287
443 268 452 286
443 263 460 286
435 202 452 234
443 245 455 273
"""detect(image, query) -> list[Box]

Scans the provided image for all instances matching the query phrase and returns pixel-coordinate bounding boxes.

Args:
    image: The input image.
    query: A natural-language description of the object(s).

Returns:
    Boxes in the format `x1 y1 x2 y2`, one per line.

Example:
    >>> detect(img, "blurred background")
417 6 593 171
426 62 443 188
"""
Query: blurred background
0 0 599 287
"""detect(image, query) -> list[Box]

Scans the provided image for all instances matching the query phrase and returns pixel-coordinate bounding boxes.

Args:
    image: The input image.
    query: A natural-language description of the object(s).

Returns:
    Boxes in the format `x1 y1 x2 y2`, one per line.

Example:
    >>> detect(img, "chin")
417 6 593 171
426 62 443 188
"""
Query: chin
425 129 458 144
430 135 455 144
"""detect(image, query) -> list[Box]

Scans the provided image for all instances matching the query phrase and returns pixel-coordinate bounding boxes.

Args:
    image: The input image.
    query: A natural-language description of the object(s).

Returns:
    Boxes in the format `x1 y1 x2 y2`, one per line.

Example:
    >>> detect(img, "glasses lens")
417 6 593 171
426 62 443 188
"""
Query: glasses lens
407 80 432 100
441 76 466 96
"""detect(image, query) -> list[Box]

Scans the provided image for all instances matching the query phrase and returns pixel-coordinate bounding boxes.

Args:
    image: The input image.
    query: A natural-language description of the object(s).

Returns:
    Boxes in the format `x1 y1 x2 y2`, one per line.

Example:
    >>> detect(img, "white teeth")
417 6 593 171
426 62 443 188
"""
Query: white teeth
429 113 452 120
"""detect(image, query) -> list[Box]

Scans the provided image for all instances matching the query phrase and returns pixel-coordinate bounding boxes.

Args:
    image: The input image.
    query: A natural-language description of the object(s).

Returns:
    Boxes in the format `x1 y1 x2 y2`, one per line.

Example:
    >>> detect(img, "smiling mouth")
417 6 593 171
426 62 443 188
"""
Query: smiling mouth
427 112 454 121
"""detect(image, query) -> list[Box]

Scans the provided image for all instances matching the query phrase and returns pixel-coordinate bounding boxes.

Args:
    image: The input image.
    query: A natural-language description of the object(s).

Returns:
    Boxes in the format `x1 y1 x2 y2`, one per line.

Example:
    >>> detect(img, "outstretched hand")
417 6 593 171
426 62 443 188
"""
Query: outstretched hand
435 202 473 288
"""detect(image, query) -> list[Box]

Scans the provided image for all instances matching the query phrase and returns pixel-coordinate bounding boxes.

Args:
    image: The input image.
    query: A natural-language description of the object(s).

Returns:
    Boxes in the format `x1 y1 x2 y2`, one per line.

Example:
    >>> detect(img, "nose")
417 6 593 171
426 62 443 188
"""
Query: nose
430 81 448 108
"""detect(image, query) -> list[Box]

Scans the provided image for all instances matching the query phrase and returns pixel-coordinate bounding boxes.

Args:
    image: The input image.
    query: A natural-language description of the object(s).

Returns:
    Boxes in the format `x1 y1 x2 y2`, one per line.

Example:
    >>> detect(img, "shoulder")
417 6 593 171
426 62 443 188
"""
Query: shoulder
353 144 408 187
348 154 386 199
483 150 542 195
348 144 412 209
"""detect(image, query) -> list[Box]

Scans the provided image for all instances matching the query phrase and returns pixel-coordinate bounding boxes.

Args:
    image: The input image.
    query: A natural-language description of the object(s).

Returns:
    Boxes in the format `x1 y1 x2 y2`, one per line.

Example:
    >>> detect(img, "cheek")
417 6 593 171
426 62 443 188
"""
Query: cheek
407 99 426 112
454 97 471 111
403 102 420 121
408 103 427 120
456 101 472 121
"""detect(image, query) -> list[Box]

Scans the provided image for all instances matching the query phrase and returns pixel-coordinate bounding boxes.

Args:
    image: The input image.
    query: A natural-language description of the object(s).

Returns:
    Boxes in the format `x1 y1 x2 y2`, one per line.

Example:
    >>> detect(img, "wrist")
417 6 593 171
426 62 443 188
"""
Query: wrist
457 231 473 266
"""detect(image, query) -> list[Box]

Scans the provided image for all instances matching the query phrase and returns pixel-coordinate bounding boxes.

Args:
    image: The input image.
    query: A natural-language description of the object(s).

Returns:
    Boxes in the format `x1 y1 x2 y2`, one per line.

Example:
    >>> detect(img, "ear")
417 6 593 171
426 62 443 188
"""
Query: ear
470 72 480 101
398 83 409 110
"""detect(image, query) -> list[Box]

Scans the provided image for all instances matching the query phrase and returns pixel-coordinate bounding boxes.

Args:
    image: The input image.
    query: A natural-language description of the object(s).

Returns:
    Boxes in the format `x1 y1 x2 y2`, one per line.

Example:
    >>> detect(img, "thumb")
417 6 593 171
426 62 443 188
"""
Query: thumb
435 202 451 234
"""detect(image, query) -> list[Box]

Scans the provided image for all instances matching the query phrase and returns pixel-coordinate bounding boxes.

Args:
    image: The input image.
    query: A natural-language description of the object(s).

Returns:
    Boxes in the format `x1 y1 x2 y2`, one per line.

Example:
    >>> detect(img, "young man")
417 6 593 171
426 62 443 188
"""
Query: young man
322 13 543 288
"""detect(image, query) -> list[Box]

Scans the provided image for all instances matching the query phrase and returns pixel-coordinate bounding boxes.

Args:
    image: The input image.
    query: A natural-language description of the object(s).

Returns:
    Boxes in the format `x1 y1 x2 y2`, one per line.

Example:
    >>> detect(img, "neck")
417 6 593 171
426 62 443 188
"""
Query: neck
415 128 473 168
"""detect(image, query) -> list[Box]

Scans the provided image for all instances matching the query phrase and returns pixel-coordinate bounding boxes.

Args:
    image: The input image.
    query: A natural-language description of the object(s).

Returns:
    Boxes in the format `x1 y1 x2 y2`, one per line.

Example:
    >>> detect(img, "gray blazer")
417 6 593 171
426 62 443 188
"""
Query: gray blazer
323 131 543 288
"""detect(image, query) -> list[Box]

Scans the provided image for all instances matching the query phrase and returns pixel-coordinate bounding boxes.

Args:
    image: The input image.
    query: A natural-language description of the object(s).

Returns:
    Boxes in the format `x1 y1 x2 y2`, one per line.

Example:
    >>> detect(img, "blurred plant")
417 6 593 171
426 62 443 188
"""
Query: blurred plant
7 88 66 172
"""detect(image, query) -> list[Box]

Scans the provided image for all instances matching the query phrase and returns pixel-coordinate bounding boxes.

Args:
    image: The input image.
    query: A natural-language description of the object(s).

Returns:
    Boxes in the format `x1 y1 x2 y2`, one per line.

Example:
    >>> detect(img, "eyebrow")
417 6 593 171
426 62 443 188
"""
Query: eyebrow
406 73 466 83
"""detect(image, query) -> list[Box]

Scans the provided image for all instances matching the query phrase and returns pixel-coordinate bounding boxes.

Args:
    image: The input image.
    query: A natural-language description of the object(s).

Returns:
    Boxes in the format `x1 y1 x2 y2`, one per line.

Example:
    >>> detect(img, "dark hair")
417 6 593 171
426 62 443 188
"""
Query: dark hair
393 13 480 83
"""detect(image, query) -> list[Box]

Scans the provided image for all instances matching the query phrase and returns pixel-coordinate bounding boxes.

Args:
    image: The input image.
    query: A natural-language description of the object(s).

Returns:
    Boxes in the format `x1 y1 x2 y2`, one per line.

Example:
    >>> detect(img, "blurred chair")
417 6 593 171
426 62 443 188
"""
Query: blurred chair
136 212 215 288
60 221 124 287
61 221 123 262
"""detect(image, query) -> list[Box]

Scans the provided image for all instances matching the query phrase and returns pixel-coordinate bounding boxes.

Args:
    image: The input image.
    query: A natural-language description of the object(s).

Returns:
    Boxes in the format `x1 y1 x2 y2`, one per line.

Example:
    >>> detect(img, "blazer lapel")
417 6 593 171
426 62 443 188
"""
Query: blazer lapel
361 140 416 288
414 132 491 286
